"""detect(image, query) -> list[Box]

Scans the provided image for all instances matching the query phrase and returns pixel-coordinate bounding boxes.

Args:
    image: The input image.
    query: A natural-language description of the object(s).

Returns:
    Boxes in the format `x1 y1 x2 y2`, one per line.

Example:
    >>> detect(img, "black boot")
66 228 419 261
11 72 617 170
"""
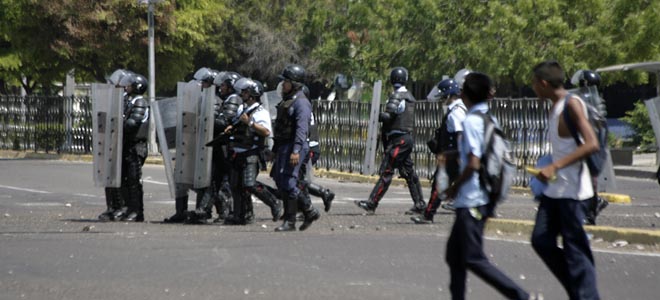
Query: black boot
186 190 213 224
298 193 320 231
275 195 297 232
354 200 377 214
275 220 296 232
251 184 283 222
300 206 320 231
411 212 434 224
121 183 144 222
164 195 188 223
404 174 426 215
99 188 122 221
309 183 335 212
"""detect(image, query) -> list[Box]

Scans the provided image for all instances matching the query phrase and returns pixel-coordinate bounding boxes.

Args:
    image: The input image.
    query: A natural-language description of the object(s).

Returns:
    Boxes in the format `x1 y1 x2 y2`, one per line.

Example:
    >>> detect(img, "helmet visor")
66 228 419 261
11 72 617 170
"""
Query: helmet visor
107 69 131 85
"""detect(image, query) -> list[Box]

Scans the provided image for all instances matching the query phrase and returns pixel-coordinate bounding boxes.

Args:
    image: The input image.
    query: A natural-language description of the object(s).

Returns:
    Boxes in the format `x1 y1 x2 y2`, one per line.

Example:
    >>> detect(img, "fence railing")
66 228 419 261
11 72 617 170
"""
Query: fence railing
0 95 551 187
0 95 92 154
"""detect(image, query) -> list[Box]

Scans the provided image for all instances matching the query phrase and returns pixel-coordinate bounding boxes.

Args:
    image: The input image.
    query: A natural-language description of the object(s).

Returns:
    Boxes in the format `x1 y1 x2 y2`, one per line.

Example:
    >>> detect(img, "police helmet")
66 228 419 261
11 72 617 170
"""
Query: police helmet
454 68 472 89
334 73 350 90
213 71 242 88
234 78 264 98
193 67 219 84
119 73 148 95
279 64 306 84
435 78 460 99
571 69 601 87
390 67 408 87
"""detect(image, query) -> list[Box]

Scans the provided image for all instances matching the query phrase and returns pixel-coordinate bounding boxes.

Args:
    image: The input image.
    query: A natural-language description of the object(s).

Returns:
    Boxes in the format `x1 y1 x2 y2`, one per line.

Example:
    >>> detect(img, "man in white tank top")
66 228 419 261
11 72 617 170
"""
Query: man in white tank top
530 60 600 300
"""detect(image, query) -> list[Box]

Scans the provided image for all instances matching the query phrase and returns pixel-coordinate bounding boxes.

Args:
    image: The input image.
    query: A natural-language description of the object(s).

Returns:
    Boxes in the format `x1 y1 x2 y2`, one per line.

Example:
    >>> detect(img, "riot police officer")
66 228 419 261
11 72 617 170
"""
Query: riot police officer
222 78 282 225
273 64 320 232
179 67 227 224
115 72 150 222
412 78 466 224
354 67 425 214
210 71 243 222
98 69 132 221
571 69 609 225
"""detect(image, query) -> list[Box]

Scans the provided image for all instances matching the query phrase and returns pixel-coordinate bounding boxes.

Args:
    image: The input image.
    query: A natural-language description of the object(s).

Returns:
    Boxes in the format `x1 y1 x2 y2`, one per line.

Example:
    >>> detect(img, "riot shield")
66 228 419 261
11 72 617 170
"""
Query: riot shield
151 97 178 197
262 90 280 120
192 87 215 189
174 81 201 186
91 83 123 188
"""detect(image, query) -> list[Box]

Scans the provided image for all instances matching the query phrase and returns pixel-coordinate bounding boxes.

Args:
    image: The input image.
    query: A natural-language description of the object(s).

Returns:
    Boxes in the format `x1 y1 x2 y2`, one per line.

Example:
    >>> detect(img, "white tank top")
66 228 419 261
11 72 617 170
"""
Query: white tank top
543 96 594 200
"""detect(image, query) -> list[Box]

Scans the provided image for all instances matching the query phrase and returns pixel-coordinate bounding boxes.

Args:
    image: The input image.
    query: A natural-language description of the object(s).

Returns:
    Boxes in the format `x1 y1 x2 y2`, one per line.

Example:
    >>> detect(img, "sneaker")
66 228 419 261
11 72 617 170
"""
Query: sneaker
354 200 376 214
404 205 424 215
441 202 456 211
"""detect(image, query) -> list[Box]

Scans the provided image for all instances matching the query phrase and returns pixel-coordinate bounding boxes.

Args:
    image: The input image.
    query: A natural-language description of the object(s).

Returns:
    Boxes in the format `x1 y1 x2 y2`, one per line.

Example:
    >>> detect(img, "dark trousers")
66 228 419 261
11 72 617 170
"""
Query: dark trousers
531 195 600 300
121 142 147 213
446 206 529 300
368 133 423 205
272 143 310 221
426 154 460 216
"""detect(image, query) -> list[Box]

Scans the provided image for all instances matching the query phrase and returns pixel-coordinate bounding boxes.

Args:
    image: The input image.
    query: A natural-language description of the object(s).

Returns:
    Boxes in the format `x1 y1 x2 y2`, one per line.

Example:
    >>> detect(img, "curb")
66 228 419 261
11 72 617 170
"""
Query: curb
486 218 660 246
315 168 633 204
613 168 657 180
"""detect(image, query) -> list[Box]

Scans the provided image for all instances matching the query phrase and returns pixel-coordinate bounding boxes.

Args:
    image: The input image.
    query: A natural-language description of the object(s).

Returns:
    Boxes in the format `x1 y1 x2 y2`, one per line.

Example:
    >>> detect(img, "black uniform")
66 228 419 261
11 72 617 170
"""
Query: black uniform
117 93 149 222
355 88 425 213
224 104 281 225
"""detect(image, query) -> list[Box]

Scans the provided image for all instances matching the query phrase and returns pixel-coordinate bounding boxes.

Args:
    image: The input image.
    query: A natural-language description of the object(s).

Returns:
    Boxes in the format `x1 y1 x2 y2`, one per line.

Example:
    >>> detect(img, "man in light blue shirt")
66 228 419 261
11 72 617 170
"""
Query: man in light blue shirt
443 72 530 300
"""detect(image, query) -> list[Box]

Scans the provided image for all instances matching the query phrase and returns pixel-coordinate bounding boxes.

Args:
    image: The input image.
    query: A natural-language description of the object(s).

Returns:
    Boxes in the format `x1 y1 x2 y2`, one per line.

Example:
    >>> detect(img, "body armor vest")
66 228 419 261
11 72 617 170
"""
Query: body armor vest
124 95 149 142
230 105 265 150
438 105 466 152
385 91 415 134
274 95 298 143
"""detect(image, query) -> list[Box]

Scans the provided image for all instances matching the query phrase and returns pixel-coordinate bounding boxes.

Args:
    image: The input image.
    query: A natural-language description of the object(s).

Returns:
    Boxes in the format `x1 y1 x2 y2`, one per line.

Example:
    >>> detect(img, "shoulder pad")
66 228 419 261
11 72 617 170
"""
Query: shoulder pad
131 96 149 107
225 94 243 106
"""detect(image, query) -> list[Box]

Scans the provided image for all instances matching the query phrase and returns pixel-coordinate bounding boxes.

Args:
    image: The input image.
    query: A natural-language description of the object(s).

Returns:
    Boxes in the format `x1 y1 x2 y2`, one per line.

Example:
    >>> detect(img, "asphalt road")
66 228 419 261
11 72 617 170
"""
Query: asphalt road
1 159 659 300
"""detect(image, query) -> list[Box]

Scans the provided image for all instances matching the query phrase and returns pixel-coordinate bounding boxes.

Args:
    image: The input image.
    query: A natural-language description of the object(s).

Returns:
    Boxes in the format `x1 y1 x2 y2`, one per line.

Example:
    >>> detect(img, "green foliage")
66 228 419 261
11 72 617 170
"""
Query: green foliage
2 0 660 95
621 100 655 148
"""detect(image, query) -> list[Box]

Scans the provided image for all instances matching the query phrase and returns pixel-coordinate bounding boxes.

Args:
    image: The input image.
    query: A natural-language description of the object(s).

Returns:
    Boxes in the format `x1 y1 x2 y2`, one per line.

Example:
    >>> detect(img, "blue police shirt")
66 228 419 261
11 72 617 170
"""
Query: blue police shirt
290 90 311 154
454 102 490 208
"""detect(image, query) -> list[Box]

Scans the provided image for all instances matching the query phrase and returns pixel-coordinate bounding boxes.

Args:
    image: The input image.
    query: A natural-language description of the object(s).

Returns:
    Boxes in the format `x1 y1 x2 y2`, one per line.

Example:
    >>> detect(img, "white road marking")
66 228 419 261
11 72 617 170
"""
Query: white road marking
143 179 168 185
487 236 660 257
74 193 98 198
17 202 63 207
0 184 50 194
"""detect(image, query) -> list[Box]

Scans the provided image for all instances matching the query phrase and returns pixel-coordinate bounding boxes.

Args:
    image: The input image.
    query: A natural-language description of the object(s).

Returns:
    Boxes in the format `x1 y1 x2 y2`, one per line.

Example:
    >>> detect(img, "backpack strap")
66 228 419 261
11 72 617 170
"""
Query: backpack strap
562 93 583 147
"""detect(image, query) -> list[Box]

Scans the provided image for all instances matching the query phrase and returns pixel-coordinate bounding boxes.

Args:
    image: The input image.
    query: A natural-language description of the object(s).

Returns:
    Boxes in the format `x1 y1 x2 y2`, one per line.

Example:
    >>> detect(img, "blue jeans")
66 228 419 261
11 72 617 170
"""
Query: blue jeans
531 195 600 300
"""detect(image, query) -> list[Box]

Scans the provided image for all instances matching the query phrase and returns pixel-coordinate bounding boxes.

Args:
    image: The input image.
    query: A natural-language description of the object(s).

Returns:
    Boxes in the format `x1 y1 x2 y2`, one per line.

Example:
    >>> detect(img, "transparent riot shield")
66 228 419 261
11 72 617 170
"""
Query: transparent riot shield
174 81 201 186
262 90 280 120
91 83 123 188
193 87 215 188
151 97 178 197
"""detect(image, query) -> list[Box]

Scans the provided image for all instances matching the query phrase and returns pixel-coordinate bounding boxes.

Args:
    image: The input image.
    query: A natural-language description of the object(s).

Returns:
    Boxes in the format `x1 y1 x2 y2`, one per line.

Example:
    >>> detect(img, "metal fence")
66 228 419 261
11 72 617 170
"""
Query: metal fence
0 95 92 154
0 95 551 187
314 98 552 187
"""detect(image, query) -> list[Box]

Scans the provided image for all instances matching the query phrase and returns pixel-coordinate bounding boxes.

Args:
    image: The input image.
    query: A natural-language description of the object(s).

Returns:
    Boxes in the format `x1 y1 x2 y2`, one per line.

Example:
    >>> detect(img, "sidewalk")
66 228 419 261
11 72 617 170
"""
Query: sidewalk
613 152 658 180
